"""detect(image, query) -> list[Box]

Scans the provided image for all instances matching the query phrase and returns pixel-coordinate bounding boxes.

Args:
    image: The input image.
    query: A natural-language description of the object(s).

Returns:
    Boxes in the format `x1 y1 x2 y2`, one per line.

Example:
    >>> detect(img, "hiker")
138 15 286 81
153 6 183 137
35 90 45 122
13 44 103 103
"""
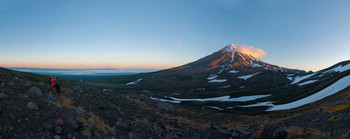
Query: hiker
50 75 61 93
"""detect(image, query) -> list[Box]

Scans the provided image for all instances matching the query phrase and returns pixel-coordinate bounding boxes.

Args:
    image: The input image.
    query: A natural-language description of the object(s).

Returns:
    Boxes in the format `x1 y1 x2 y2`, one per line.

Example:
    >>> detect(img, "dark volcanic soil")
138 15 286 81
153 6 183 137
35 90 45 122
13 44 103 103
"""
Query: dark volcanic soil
2 67 350 139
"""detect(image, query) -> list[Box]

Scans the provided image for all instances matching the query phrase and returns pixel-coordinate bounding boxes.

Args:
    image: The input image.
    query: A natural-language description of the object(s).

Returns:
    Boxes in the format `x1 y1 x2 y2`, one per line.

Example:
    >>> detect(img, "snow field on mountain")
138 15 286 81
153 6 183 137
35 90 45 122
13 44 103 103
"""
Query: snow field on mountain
290 73 316 85
150 94 271 103
126 78 143 85
208 79 227 83
324 63 350 73
238 72 260 80
298 80 318 86
267 75 350 111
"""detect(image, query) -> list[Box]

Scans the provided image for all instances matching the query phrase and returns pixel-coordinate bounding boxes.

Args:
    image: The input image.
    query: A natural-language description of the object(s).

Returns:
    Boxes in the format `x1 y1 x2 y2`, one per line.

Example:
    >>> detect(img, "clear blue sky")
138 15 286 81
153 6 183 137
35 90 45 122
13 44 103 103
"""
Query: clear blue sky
0 0 349 71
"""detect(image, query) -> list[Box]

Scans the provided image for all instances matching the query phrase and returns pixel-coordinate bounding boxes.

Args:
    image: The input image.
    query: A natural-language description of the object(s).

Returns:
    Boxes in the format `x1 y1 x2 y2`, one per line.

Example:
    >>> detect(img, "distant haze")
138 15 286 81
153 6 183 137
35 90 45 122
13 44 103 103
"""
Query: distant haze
7 67 156 76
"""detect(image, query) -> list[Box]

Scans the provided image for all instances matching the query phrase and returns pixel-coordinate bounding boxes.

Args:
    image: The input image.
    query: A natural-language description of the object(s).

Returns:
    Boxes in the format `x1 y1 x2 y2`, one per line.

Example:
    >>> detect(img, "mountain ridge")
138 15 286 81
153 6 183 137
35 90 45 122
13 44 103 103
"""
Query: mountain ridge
171 44 306 75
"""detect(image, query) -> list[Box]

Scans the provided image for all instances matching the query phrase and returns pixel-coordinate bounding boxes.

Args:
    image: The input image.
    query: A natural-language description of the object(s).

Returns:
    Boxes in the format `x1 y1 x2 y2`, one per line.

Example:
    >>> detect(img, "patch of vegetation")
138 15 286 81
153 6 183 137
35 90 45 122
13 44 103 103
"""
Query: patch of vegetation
53 95 115 136
328 103 349 113
85 112 115 136
327 114 342 122
288 126 318 137
57 96 75 109
298 128 318 136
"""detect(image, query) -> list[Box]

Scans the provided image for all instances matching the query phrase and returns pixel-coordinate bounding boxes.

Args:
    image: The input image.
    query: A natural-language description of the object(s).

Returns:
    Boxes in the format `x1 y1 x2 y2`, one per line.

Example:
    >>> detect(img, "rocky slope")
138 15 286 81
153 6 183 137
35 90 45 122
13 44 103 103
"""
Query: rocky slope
3 66 350 138
0 67 239 138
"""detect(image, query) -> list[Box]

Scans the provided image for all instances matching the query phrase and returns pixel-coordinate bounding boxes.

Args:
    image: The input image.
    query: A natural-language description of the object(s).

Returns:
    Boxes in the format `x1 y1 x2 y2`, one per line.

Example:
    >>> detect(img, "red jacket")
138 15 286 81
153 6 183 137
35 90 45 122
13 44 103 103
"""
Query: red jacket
51 77 57 86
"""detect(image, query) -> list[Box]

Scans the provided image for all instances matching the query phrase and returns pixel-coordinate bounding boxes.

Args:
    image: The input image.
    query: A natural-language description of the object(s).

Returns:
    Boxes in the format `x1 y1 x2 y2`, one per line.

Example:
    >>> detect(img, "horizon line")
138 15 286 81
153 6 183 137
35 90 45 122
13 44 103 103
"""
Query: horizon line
4 66 163 71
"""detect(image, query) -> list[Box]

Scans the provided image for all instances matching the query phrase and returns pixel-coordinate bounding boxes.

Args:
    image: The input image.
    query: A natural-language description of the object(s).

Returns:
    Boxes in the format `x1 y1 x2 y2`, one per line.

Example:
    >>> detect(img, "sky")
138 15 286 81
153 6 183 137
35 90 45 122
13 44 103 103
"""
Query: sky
0 0 350 71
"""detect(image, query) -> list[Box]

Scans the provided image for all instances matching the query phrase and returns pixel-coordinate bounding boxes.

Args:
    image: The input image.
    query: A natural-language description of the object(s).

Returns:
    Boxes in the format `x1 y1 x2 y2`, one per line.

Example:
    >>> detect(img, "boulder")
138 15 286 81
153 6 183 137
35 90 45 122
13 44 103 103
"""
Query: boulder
74 86 83 93
102 89 111 93
54 125 62 134
230 128 252 139
259 124 293 139
0 92 8 99
47 95 54 101
9 114 15 120
8 81 14 86
28 86 42 97
155 101 175 111
24 82 32 87
27 102 38 110
55 118 63 126
54 135 61 139
128 132 136 139
68 119 81 130
116 121 128 129
38 81 46 87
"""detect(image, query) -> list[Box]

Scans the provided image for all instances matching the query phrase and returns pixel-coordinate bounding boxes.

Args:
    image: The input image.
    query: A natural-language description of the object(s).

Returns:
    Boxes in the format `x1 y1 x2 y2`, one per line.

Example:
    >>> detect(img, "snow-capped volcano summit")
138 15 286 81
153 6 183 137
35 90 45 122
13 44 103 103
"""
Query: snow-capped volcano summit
221 44 238 53
221 44 266 58
184 44 303 73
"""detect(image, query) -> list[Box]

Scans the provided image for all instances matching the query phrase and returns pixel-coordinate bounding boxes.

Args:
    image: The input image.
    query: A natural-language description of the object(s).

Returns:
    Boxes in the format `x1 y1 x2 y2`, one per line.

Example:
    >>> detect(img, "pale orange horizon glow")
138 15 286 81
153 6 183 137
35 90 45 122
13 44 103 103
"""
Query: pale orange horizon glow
0 61 177 70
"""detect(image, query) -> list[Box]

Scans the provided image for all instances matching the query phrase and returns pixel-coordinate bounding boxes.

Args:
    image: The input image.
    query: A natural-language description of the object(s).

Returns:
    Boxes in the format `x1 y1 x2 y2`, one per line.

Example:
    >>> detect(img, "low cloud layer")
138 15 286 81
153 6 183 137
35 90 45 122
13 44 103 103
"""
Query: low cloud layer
225 44 266 59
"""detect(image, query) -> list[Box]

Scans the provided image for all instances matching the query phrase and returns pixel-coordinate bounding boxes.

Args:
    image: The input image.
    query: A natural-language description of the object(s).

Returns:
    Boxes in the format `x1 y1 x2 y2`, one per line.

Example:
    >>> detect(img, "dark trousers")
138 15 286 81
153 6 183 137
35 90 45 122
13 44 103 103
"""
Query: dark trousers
53 84 60 93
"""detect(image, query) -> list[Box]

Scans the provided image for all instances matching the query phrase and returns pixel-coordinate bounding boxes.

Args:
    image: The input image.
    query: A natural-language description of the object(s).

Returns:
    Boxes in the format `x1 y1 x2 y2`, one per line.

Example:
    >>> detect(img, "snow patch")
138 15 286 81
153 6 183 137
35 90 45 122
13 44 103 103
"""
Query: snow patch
205 106 224 111
298 80 318 86
150 97 181 103
126 78 143 85
290 73 316 85
229 70 239 74
240 101 275 107
238 72 260 80
324 63 350 73
207 66 227 81
217 68 224 74
237 53 249 64
208 79 227 83
250 60 262 68
150 94 271 104
230 52 235 62
268 75 350 111
219 85 231 88
207 75 218 80
287 77 293 81
167 94 271 102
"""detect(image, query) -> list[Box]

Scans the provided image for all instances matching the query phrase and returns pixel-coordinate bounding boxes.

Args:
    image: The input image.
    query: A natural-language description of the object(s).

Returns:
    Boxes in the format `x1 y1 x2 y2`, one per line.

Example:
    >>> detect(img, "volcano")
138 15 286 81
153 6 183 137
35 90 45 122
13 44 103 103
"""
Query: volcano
184 44 301 72
116 44 307 92
179 44 306 75
103 44 350 112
